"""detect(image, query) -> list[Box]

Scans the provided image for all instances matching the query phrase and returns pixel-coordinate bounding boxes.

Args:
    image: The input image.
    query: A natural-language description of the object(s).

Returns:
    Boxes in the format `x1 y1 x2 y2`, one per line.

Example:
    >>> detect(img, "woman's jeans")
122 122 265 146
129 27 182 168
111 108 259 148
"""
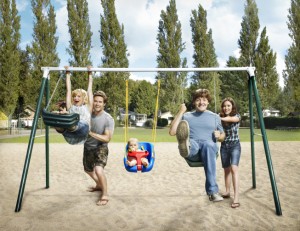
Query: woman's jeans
187 139 219 195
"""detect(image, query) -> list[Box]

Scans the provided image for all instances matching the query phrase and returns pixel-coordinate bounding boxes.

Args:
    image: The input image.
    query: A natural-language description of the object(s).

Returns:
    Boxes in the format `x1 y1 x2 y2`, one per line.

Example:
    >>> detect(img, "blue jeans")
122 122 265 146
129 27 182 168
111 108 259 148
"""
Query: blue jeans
63 121 89 145
220 142 241 168
187 139 219 195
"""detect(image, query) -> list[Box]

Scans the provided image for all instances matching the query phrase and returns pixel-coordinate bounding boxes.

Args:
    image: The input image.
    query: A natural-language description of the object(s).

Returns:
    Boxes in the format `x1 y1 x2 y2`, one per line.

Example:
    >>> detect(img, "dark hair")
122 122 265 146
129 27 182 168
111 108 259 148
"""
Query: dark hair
220 97 238 117
93 90 108 104
192 89 212 104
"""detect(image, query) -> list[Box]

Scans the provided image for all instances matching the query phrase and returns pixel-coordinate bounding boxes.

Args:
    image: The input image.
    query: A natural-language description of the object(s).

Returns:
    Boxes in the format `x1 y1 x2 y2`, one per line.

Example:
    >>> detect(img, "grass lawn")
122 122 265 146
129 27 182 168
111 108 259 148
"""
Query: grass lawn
0 127 299 143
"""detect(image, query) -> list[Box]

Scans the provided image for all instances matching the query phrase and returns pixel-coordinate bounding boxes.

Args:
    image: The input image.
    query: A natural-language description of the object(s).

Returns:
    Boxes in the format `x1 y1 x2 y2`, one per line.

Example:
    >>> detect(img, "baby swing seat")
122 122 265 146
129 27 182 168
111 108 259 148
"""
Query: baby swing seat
123 142 155 173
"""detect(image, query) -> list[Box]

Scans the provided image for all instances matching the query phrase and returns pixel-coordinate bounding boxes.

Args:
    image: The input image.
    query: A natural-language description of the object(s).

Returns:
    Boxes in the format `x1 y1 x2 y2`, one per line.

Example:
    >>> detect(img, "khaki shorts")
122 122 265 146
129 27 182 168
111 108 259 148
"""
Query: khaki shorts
83 146 108 172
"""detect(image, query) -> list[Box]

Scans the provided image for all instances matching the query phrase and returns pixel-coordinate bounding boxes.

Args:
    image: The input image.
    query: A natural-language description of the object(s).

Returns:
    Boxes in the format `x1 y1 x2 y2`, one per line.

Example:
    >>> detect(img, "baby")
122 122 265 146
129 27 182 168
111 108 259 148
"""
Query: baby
126 138 149 168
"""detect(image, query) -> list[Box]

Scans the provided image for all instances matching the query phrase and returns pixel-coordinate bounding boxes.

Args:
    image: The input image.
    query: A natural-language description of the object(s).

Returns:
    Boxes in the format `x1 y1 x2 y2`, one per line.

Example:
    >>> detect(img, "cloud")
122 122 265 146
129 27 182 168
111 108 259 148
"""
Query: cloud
16 0 29 12
25 0 289 88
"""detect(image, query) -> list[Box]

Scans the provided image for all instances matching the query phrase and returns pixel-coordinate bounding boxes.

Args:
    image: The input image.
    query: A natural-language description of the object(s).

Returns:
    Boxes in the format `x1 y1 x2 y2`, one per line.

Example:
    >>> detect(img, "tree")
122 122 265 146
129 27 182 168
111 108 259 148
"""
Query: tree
189 4 220 112
238 0 260 67
236 0 260 115
220 57 248 114
254 27 280 109
67 0 92 89
129 80 156 116
156 0 187 115
28 0 60 108
0 0 21 115
285 0 300 111
98 0 129 119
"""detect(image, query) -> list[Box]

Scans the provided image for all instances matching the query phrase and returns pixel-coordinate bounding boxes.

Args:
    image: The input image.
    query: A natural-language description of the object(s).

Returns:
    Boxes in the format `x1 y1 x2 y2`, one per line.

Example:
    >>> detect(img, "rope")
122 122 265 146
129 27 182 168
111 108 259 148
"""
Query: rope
125 80 129 143
45 72 63 110
151 80 161 143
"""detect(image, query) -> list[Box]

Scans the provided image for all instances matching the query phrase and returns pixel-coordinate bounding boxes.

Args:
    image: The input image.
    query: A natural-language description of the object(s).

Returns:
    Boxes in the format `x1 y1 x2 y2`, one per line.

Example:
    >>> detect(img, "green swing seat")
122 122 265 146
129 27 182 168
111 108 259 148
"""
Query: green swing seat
184 152 219 168
42 109 80 129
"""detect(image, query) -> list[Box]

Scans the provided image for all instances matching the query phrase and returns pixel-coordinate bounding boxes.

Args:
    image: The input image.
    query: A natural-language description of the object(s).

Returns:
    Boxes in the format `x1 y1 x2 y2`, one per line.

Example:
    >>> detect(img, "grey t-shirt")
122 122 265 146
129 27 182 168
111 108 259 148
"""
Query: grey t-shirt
84 111 114 149
182 110 223 142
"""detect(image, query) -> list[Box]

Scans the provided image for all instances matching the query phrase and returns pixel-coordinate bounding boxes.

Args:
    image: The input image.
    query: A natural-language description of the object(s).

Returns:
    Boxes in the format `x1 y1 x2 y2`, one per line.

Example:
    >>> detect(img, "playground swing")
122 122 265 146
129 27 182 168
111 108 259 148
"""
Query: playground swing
123 80 160 173
181 74 219 168
42 71 80 129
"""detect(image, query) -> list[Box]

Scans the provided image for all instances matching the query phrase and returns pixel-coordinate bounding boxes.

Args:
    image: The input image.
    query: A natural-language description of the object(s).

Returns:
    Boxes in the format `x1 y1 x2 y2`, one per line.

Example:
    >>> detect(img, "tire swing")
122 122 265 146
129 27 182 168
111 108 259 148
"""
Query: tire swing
42 72 80 129
123 80 160 173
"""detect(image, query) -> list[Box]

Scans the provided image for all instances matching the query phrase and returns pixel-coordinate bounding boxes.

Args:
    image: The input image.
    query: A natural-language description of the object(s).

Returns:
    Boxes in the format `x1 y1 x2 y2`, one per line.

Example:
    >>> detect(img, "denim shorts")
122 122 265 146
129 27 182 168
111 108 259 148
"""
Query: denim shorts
220 142 241 168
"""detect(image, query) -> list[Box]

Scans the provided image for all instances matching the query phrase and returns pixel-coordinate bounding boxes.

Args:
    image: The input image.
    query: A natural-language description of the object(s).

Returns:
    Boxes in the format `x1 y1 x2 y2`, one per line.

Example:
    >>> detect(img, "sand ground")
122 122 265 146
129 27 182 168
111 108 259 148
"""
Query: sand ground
0 141 299 231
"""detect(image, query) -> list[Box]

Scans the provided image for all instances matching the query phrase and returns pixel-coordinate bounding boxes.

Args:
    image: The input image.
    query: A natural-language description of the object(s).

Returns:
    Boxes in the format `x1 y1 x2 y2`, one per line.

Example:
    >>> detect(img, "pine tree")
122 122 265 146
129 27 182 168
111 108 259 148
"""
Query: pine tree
238 0 260 67
254 27 280 109
0 0 21 115
237 0 260 115
67 0 92 90
28 0 60 107
189 4 220 112
285 0 300 111
98 0 129 119
156 0 187 115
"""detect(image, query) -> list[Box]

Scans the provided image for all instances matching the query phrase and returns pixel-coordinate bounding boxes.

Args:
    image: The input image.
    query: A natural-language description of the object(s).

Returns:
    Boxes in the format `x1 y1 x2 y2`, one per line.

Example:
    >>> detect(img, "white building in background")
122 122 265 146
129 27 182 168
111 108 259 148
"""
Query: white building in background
262 108 280 117
160 111 174 125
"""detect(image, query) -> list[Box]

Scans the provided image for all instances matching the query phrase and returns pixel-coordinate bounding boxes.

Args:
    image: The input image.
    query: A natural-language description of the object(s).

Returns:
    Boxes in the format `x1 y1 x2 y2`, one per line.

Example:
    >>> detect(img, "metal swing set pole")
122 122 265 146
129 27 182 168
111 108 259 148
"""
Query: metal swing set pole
15 66 282 216
15 69 50 212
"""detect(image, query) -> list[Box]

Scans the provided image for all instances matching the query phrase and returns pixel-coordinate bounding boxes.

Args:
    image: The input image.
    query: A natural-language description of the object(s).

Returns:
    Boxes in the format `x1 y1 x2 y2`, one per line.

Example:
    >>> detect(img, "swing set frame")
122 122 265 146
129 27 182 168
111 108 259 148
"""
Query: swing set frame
15 66 282 216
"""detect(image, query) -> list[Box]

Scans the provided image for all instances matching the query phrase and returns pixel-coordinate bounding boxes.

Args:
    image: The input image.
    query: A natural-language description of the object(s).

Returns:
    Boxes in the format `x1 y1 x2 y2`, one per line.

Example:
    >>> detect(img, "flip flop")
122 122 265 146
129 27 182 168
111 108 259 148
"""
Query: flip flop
97 198 109 206
231 202 240 208
221 193 230 198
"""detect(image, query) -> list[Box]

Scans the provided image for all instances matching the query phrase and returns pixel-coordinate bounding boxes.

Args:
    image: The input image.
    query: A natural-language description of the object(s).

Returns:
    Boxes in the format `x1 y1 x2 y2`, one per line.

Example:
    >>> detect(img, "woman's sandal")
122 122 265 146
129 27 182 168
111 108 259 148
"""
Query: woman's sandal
231 202 240 208
221 193 230 198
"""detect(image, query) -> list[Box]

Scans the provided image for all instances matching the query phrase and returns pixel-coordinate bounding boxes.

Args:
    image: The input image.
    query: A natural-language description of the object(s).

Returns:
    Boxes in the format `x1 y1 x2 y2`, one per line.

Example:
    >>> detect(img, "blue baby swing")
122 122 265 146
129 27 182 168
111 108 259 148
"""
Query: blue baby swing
123 80 160 173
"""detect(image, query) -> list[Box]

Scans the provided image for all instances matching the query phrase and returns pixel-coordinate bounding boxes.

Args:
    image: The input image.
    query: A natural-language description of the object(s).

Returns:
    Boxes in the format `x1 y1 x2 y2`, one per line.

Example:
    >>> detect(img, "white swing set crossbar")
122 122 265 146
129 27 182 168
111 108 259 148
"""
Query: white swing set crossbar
41 66 256 77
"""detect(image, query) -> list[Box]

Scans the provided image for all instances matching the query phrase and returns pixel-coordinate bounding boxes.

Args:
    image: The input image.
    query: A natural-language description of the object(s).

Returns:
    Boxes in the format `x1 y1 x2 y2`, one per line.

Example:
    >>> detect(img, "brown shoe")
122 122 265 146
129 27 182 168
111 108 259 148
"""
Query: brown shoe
176 120 190 158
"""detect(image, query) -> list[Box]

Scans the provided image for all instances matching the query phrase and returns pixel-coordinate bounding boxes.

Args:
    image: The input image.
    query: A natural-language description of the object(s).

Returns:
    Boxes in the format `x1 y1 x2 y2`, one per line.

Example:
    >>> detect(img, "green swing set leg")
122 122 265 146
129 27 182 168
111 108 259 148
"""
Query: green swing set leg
45 78 50 189
248 77 256 189
249 75 282 216
15 75 48 212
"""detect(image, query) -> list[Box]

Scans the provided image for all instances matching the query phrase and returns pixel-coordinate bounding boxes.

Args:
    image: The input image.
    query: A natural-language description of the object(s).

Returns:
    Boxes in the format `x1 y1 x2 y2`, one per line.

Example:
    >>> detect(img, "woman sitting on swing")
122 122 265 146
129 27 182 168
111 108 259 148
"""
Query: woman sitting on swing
55 66 93 145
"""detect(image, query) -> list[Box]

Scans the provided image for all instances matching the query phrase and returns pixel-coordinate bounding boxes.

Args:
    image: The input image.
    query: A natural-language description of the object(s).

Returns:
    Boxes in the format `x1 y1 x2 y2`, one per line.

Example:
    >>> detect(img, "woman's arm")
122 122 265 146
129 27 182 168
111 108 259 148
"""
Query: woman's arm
87 66 93 113
221 115 240 123
65 66 72 110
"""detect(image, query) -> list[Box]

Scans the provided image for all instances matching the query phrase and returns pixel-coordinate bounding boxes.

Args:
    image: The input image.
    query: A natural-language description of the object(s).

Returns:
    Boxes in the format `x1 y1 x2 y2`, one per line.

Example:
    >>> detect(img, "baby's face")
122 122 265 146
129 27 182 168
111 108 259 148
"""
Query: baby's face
129 142 138 150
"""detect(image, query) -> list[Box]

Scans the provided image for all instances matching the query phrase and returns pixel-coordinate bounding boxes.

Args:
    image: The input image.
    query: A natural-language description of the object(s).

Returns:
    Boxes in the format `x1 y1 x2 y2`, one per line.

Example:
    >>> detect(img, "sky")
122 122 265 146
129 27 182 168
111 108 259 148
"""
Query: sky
17 0 291 87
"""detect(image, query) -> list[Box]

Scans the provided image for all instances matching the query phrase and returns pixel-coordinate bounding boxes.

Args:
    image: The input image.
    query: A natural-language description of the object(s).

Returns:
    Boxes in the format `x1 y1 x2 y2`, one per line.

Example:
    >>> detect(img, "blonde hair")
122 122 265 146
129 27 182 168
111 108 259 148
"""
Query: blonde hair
128 137 139 146
72 89 88 104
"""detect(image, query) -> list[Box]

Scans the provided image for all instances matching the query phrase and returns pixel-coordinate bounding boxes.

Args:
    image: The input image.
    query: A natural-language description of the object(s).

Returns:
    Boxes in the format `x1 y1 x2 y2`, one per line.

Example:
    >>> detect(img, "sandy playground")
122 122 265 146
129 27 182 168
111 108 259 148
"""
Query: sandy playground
0 141 299 231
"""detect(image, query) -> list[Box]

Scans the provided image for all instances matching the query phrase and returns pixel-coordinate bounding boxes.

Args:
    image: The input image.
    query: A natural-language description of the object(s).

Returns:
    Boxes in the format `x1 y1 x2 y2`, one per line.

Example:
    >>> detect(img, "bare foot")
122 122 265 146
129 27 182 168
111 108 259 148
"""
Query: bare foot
97 196 109 206
126 160 136 167
141 158 149 167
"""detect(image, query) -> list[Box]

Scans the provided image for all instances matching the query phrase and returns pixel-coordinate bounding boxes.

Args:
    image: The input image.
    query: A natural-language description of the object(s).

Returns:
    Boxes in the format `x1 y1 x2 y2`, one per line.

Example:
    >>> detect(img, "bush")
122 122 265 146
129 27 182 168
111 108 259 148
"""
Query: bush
144 119 153 128
157 118 168 127
263 116 300 129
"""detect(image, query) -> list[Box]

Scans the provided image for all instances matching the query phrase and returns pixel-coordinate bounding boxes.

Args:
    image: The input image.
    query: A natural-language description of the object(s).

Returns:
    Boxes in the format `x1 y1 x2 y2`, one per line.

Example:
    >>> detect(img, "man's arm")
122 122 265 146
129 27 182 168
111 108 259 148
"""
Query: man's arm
89 129 112 143
169 104 186 136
